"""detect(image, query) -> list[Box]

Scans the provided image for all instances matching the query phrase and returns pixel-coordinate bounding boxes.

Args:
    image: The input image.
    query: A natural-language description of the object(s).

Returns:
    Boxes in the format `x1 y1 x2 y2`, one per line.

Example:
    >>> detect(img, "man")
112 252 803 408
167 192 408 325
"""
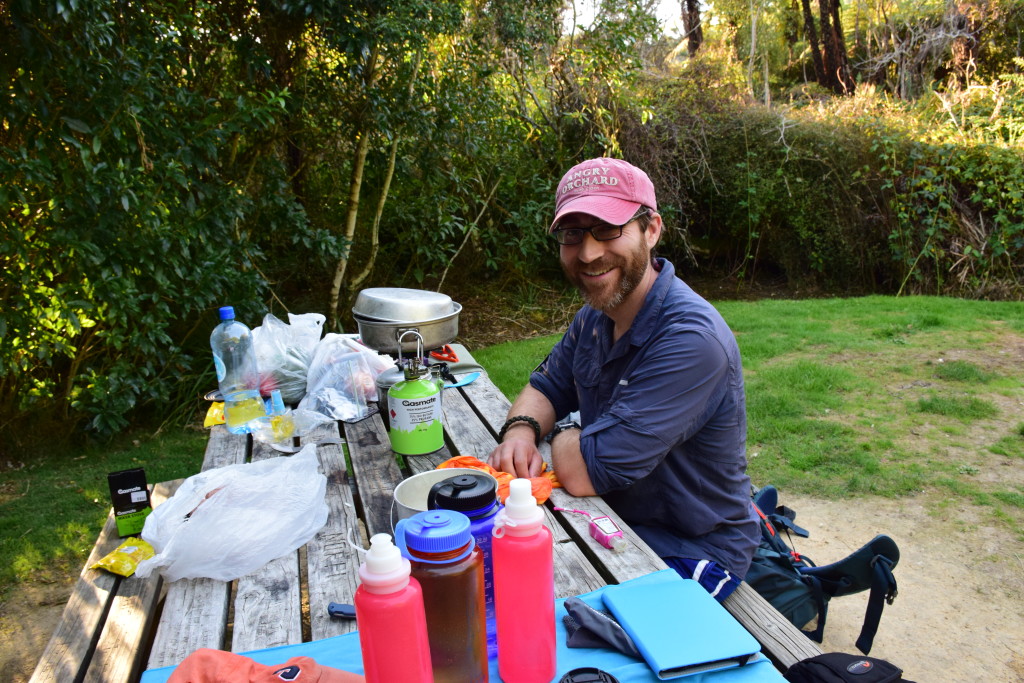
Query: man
487 157 758 601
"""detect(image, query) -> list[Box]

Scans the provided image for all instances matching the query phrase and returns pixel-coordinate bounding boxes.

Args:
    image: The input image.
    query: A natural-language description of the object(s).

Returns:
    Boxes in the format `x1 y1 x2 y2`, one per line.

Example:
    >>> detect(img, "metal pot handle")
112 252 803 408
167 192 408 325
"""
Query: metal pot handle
396 329 425 367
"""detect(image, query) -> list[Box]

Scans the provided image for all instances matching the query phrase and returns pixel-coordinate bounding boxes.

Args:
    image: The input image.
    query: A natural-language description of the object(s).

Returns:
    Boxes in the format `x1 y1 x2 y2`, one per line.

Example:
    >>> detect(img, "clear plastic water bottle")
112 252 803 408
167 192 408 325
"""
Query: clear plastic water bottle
492 478 556 683
354 533 433 683
209 306 264 434
427 473 501 660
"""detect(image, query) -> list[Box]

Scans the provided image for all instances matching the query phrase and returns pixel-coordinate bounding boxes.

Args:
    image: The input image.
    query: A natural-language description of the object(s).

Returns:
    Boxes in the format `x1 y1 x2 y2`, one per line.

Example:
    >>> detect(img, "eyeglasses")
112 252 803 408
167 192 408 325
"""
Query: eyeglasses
552 209 650 246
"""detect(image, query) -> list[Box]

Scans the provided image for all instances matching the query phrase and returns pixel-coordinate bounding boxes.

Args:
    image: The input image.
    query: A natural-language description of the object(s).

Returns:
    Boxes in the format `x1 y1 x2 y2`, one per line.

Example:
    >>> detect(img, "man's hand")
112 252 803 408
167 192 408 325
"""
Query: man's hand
488 425 544 478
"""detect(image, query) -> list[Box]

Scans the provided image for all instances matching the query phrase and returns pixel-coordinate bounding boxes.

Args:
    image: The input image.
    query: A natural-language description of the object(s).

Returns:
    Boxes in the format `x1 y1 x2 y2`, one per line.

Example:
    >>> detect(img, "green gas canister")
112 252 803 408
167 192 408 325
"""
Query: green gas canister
388 332 443 455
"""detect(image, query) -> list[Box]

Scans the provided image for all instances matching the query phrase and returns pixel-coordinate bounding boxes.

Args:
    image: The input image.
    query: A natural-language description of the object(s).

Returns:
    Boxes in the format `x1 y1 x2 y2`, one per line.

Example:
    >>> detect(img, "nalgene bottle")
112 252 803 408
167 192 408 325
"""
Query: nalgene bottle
209 306 264 434
395 509 487 683
354 533 433 683
492 478 556 683
427 473 501 660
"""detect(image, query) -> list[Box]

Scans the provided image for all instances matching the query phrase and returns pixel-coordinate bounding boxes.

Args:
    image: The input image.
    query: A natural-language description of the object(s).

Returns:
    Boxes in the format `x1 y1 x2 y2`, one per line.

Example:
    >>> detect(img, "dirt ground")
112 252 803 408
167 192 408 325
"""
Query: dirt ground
4 490 1023 681
785 494 1024 682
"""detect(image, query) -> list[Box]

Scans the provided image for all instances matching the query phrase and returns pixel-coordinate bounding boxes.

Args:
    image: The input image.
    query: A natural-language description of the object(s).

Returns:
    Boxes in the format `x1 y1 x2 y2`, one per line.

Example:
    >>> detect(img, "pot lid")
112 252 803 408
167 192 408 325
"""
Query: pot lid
353 288 454 322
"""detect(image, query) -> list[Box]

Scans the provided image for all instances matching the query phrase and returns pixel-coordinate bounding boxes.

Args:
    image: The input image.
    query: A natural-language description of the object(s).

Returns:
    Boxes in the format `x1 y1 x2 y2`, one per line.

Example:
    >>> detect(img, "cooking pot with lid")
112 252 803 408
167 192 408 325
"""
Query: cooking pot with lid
352 287 461 353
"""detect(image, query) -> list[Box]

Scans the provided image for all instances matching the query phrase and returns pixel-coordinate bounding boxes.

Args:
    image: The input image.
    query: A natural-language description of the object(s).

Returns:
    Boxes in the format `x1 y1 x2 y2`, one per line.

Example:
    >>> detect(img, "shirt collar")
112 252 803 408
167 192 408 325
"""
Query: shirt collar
610 257 675 352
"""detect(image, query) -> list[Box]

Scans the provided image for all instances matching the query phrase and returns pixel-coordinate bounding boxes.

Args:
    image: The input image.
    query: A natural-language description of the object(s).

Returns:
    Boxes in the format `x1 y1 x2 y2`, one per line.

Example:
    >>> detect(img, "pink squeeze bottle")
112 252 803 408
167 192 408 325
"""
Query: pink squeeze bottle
492 478 556 682
354 533 433 683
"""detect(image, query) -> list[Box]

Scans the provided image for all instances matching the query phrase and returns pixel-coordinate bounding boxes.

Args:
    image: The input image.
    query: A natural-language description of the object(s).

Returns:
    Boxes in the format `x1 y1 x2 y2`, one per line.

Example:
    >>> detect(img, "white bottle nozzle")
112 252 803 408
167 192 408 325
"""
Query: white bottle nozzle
364 533 404 575
495 479 544 534
358 533 412 593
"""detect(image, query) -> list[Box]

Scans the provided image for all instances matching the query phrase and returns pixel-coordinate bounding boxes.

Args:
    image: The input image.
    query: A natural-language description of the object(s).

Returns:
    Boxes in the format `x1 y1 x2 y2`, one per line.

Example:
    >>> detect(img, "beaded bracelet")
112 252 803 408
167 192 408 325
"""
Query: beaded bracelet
497 415 542 445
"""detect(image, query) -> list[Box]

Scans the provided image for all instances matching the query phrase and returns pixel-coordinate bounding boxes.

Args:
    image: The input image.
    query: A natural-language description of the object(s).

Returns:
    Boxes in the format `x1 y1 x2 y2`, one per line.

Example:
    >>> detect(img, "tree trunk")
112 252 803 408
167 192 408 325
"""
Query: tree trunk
818 0 855 94
328 128 371 331
349 53 423 294
829 0 856 93
328 45 380 331
801 0 826 86
681 0 703 57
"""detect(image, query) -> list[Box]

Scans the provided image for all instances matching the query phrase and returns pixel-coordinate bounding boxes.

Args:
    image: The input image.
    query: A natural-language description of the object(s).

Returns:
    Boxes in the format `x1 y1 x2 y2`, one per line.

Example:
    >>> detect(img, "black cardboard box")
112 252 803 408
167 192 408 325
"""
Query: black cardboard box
107 468 153 537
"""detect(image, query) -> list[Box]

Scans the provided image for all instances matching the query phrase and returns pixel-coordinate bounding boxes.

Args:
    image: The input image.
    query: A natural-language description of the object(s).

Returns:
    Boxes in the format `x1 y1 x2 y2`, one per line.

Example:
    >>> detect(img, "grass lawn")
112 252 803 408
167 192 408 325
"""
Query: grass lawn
475 294 1024 525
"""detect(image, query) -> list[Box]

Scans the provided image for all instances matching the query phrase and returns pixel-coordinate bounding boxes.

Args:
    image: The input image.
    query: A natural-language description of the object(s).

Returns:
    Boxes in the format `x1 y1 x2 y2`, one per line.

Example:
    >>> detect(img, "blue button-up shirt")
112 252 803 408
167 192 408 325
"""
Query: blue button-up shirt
530 259 758 577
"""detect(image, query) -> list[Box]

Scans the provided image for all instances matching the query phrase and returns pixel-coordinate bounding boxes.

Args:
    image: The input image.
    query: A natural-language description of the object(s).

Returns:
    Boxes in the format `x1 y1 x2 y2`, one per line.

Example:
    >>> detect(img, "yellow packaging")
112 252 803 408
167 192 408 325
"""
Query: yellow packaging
91 538 155 577
204 401 226 427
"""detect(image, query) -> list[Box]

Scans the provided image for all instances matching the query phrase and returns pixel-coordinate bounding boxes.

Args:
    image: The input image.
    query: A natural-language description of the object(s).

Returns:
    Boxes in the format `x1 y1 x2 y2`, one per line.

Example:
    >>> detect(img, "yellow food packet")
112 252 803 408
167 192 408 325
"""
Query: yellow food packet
204 401 226 427
91 538 155 577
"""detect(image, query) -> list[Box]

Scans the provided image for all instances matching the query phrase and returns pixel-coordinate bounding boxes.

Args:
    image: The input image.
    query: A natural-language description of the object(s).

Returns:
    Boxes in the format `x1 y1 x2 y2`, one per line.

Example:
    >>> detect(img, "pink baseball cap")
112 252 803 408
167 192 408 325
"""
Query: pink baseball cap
550 157 657 232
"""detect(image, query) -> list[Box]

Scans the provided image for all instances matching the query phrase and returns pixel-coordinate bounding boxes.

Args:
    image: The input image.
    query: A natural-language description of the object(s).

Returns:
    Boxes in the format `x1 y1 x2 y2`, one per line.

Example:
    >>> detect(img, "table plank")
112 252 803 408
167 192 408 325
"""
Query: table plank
439 386 496 457
304 423 362 640
345 413 454 537
81 480 181 683
146 426 246 669
723 582 822 670
548 489 667 584
230 440 303 652
458 377 511 429
29 512 121 683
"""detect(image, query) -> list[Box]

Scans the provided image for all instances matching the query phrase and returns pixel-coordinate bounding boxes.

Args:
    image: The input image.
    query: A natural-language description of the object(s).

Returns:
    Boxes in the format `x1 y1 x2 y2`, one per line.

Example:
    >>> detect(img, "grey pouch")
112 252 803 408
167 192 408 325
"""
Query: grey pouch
562 596 641 659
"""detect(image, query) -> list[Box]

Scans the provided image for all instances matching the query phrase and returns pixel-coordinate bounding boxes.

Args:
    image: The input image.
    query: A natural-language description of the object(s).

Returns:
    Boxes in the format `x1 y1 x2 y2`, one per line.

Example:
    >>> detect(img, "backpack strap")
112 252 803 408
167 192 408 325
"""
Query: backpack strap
797 573 830 643
855 554 898 655
768 511 810 539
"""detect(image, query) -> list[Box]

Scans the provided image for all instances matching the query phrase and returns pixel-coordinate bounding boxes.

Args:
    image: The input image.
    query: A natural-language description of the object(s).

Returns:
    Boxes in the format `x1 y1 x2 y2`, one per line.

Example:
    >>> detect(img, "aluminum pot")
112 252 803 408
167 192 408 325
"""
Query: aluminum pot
354 303 461 353
352 288 455 322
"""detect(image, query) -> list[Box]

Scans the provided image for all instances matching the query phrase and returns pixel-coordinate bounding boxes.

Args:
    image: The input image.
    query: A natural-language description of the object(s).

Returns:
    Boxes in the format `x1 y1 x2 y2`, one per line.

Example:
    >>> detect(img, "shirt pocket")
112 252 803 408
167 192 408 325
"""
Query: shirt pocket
574 356 602 406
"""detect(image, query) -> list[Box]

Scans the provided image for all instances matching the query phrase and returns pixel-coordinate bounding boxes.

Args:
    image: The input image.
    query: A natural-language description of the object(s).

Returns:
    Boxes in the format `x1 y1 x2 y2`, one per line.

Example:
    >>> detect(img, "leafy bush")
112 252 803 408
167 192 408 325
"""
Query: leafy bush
0 3 335 443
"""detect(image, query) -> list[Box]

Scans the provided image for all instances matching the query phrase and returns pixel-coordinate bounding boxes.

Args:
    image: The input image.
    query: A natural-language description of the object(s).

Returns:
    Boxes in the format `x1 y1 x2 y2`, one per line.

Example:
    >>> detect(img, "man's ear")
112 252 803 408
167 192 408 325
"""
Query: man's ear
645 212 664 248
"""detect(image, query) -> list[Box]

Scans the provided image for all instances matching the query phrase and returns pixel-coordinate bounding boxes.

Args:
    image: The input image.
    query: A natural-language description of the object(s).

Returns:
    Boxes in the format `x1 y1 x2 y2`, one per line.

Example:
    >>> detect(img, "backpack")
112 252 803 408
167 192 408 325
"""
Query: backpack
745 486 900 655
784 652 914 683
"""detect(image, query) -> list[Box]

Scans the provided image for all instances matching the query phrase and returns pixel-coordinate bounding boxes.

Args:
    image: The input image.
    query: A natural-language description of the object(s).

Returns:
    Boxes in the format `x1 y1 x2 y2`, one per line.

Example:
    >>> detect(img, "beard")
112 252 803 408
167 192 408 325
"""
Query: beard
563 240 650 313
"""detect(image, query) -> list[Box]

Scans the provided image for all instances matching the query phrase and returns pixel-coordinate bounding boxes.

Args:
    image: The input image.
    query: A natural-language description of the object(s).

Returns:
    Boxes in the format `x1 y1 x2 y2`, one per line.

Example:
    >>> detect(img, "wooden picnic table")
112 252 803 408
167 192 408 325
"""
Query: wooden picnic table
31 368 821 683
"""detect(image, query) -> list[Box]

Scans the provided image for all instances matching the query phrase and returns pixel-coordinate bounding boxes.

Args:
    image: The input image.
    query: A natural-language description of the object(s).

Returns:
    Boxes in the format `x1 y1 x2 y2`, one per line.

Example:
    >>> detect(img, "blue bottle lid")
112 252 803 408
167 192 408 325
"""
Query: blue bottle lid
402 510 473 555
218 306 235 321
270 389 286 415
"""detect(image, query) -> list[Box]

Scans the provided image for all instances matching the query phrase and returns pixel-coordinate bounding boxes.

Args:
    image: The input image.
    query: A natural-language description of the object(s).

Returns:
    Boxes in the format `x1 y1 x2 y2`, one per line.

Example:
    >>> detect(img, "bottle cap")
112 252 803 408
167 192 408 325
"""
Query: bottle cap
358 533 411 592
559 668 620 683
427 474 498 517
402 510 472 555
494 478 544 535
270 389 286 415
218 306 235 321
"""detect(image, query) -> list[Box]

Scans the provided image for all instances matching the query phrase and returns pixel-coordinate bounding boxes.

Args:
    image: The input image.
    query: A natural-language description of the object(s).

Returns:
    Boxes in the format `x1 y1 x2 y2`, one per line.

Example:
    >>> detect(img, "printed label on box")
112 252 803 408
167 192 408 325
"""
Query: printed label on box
107 468 153 538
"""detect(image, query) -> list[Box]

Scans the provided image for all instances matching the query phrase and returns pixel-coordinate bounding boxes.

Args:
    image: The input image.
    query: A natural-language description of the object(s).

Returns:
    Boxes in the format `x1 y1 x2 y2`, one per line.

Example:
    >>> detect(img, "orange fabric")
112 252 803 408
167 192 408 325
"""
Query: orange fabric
436 455 560 504
166 649 365 683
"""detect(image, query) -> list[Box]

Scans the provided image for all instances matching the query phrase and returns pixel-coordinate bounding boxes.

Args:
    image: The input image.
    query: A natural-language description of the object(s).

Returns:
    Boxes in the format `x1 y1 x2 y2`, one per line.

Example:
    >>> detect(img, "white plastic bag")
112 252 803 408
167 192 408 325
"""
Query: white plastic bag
136 444 328 582
299 334 392 422
251 313 326 404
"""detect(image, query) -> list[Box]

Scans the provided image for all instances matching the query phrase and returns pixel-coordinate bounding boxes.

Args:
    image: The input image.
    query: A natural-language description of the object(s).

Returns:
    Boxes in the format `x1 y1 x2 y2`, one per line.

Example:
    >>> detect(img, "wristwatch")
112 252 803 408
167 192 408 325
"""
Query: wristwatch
546 419 581 444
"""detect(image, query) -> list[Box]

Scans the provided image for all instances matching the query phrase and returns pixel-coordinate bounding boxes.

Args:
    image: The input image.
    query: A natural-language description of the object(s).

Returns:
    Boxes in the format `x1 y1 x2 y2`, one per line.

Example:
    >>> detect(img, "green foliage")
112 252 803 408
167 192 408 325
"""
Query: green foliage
1 3 318 438
2 0 1024 449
